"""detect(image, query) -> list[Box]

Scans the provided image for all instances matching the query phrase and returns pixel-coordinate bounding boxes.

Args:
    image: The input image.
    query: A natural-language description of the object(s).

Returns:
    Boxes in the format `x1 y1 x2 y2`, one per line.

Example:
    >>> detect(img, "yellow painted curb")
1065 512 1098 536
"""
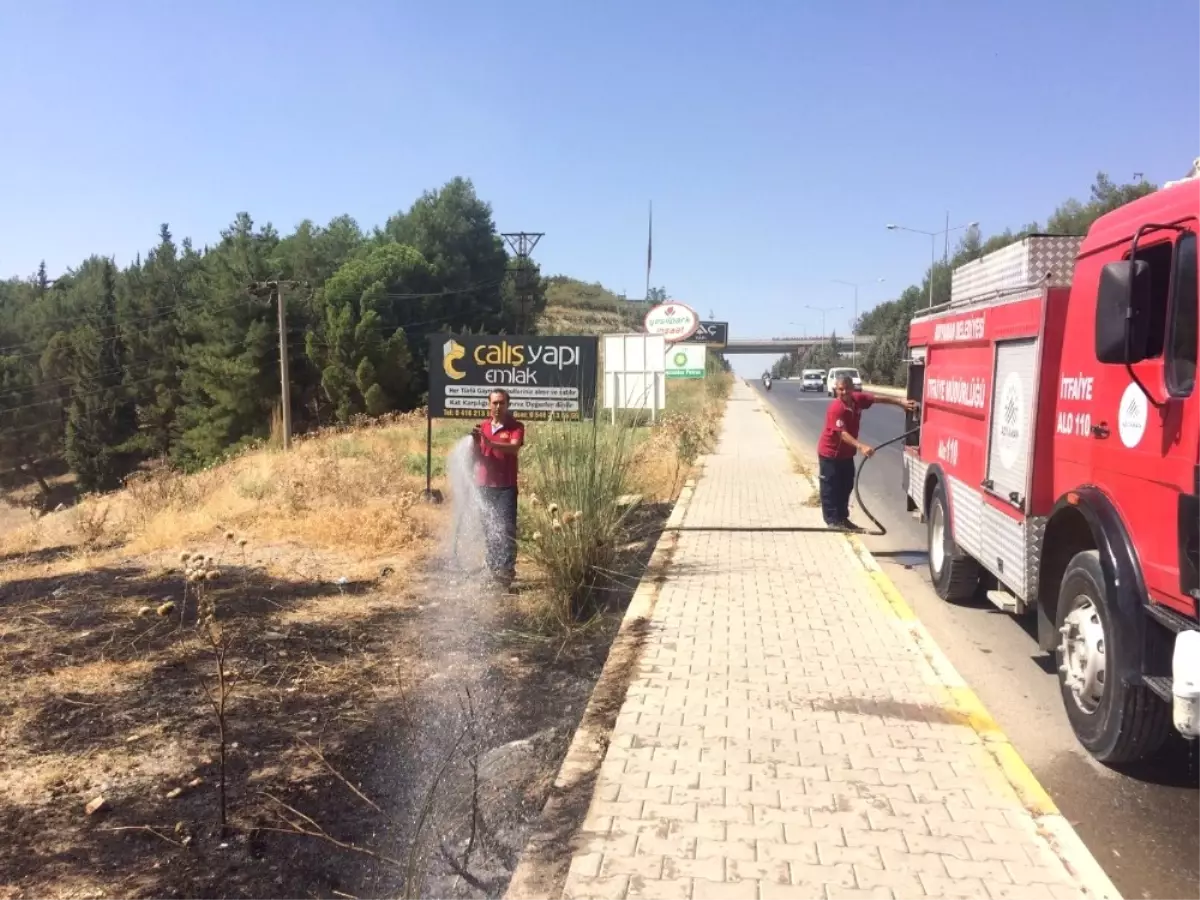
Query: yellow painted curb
846 535 1061 818
756 384 1121 899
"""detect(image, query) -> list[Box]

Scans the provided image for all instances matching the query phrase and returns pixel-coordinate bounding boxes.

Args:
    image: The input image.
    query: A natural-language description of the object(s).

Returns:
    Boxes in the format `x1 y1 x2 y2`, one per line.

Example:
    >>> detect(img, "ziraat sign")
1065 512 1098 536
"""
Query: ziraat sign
644 303 700 343
427 333 598 421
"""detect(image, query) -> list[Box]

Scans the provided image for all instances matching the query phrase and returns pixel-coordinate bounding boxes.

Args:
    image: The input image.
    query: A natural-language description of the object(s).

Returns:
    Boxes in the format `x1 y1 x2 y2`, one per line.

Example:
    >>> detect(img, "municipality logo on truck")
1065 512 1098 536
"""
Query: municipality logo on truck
997 372 1024 470
1118 382 1148 448
644 303 700 343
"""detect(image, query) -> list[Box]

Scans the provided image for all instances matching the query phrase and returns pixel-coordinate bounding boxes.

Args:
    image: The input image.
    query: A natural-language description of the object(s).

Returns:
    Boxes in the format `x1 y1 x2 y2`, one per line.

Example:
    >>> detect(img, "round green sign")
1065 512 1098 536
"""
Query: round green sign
673 351 687 366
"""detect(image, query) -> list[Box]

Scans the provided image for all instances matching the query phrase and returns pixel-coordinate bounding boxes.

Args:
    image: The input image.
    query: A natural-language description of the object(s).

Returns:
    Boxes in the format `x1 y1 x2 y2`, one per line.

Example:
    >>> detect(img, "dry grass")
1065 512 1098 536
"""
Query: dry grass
0 413 475 568
0 373 737 899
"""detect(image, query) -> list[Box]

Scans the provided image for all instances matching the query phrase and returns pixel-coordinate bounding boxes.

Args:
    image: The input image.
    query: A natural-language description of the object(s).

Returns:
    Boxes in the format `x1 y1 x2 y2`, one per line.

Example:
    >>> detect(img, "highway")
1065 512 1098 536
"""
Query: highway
754 378 1199 900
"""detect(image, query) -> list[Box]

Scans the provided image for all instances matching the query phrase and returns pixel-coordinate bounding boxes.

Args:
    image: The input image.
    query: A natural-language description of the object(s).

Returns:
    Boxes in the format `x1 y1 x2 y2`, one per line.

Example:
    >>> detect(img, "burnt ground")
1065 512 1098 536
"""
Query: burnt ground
0 501 673 900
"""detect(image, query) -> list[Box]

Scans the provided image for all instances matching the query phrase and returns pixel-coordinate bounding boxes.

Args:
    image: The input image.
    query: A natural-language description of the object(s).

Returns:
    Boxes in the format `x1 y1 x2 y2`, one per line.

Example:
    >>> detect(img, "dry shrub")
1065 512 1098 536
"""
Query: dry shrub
628 372 733 497
519 417 641 625
71 502 118 547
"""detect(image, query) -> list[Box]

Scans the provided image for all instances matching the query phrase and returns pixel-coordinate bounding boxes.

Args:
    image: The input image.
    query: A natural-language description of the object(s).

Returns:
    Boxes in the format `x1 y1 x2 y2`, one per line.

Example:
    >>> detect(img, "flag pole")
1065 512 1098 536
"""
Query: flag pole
645 200 653 302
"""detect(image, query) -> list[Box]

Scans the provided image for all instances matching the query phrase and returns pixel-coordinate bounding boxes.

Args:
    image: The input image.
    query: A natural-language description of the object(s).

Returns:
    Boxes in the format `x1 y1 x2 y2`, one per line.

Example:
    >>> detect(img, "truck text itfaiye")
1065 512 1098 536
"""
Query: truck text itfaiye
902 172 1199 764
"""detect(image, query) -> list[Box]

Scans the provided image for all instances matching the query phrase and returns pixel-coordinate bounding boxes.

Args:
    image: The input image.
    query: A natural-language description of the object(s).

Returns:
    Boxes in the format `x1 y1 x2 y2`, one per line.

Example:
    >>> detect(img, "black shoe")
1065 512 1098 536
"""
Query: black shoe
824 521 847 531
840 519 864 533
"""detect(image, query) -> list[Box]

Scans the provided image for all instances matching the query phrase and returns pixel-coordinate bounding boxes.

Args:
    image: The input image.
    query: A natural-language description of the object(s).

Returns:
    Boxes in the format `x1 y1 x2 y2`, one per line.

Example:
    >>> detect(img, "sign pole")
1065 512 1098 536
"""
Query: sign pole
421 402 441 504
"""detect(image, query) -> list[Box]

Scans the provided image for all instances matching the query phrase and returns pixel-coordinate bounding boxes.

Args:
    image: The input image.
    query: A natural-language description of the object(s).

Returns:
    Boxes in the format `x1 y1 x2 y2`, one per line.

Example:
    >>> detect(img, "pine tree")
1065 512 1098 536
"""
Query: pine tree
306 243 432 421
173 214 281 468
123 224 188 455
64 259 130 491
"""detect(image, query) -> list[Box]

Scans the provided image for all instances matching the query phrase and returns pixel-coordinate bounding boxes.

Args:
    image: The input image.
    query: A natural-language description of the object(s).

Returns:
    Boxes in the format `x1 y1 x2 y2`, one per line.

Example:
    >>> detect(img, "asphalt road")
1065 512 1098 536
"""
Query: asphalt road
755 378 1199 900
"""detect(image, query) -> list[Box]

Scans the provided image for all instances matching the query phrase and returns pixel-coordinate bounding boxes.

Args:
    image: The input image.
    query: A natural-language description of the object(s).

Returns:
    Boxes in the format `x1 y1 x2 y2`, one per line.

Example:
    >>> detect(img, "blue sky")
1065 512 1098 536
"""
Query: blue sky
1 1 1196 375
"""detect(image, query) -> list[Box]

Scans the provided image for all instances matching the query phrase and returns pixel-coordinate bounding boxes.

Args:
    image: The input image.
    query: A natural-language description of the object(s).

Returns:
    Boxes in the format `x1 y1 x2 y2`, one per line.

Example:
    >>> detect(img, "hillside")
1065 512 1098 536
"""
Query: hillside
536 275 646 335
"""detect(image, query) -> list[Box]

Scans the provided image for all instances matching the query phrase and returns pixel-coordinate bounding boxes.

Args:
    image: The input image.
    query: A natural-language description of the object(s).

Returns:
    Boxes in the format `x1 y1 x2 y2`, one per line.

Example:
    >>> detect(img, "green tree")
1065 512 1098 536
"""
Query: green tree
120 224 193 456
306 243 434 422
384 177 515 334
172 214 283 468
63 258 132 491
856 173 1156 386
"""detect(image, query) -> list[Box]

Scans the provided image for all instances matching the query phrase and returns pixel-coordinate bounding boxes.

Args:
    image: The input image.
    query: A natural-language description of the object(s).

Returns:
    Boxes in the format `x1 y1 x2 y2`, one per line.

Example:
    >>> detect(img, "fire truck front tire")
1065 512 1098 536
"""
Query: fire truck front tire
927 480 979 602
1056 550 1171 764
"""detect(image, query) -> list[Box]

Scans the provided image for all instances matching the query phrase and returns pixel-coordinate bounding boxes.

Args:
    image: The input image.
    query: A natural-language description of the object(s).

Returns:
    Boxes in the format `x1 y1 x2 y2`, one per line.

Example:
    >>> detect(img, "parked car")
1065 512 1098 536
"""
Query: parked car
826 367 863 396
801 369 825 392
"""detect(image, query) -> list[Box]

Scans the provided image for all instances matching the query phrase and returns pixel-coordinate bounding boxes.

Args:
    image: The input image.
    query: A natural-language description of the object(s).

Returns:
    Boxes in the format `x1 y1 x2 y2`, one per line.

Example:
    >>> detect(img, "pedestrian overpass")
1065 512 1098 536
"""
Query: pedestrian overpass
722 334 876 354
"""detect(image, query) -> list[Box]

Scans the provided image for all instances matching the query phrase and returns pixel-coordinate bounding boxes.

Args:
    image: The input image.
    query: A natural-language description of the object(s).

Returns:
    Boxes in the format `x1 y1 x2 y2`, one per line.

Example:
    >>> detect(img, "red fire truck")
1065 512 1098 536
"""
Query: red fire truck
902 175 1199 764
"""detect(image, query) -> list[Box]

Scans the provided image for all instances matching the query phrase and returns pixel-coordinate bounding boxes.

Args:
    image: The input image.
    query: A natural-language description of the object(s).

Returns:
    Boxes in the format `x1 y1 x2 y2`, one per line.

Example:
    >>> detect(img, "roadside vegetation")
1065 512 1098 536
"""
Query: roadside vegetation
0 360 731 899
0 176 667 509
770 172 1162 385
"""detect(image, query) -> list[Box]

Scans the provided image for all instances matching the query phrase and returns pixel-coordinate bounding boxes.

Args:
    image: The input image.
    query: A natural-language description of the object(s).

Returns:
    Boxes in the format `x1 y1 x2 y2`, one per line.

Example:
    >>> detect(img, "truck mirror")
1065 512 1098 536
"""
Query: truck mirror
1095 259 1152 364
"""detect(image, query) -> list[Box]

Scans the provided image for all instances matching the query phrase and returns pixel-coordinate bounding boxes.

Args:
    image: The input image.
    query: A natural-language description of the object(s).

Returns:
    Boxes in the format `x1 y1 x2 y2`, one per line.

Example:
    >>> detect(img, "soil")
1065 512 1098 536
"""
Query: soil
0 501 673 899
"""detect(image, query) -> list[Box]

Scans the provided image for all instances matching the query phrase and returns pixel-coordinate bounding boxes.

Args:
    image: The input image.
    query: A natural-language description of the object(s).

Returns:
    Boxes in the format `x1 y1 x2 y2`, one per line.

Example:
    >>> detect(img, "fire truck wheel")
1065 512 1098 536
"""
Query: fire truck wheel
1056 550 1171 763
927 480 979 602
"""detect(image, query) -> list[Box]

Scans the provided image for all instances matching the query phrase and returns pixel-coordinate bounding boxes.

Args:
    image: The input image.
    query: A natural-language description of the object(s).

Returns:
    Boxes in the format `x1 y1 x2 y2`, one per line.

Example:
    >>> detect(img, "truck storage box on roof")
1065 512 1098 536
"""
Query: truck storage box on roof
902 174 1199 765
949 234 1082 302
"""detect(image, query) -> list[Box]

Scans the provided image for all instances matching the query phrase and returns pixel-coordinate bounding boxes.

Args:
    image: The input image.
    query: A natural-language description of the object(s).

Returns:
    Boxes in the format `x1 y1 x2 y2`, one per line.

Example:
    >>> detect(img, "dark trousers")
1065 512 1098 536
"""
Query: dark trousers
478 486 518 576
818 456 855 526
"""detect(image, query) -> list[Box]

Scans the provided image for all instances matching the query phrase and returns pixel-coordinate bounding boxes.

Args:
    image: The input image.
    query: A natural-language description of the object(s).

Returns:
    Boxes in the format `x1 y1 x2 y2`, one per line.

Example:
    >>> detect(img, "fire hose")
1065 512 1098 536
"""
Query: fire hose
851 425 921 537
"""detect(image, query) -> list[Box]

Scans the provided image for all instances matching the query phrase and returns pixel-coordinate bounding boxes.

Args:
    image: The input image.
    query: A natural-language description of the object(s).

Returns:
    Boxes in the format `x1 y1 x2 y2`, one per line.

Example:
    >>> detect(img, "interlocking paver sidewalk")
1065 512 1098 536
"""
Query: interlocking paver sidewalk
559 382 1109 900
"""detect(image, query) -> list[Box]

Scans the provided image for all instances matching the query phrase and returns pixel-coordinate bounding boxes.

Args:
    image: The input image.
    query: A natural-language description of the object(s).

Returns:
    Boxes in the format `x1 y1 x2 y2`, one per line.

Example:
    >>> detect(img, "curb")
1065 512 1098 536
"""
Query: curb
844 538 1122 900
755 382 1121 900
505 471 700 900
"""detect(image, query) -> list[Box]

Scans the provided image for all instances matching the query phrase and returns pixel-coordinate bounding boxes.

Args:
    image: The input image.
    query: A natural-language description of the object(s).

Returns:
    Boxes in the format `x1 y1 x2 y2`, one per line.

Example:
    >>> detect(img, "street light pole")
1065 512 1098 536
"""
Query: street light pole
804 304 842 339
887 219 979 307
833 277 884 361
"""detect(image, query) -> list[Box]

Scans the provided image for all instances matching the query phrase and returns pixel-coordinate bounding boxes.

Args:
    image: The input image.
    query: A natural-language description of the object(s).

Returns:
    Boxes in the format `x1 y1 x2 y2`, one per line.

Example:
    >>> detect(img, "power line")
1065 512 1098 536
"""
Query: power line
0 276 508 357
0 296 259 359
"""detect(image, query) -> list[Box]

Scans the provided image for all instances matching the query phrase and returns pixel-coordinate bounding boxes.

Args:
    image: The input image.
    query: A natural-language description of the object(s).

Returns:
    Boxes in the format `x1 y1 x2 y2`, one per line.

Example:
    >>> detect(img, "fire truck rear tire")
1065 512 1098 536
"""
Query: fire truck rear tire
927 480 979 602
1056 550 1171 764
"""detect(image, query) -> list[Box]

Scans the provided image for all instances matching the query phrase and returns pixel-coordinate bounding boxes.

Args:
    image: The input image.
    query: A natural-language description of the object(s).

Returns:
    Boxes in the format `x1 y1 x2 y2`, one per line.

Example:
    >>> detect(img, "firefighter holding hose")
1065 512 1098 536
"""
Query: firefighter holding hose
817 374 918 531
471 388 525 590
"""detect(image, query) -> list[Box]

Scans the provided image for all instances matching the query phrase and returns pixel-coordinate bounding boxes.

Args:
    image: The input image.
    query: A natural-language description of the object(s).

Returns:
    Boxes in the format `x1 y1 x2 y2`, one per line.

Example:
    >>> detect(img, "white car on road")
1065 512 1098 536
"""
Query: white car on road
801 369 825 392
825 367 863 396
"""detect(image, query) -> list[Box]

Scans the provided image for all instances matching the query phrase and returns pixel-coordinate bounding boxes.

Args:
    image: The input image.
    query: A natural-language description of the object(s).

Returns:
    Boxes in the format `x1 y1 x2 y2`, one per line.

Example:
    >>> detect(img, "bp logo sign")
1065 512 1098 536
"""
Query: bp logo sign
665 343 706 379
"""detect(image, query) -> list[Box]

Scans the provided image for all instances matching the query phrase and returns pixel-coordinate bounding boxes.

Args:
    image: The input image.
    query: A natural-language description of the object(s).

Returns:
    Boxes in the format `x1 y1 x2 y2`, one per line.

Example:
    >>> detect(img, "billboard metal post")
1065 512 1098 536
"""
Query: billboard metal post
420 403 442 504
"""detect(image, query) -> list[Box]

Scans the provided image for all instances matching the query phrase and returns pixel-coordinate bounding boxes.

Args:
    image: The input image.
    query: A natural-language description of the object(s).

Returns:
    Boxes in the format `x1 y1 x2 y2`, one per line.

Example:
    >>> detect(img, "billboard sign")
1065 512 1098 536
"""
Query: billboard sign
428 333 598 420
665 344 707 379
692 320 728 347
602 333 666 412
644 302 700 343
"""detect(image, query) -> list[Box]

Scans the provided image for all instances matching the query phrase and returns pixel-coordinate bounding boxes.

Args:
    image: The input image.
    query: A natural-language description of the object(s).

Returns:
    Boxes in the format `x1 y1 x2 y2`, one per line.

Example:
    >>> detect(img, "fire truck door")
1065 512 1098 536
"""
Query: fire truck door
1094 230 1197 612
985 338 1039 511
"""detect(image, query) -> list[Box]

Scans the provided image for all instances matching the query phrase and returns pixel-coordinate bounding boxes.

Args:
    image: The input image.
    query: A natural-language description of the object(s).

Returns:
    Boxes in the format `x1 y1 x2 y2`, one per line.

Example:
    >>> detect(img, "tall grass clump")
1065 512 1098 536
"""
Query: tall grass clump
520 416 641 624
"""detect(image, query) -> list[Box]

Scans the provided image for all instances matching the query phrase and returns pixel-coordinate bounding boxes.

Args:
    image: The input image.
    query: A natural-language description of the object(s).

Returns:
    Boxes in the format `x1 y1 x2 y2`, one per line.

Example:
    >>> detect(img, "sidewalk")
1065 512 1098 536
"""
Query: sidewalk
528 382 1113 900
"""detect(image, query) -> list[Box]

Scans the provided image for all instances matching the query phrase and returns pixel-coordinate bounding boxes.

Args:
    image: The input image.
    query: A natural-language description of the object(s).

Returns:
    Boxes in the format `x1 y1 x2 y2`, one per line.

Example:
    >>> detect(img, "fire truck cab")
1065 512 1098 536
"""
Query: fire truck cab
903 176 1199 764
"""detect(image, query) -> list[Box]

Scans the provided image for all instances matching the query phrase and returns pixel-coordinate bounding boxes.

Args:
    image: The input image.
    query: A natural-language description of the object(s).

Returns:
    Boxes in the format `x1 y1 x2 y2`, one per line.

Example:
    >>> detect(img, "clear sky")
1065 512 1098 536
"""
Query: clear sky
2 1 1197 375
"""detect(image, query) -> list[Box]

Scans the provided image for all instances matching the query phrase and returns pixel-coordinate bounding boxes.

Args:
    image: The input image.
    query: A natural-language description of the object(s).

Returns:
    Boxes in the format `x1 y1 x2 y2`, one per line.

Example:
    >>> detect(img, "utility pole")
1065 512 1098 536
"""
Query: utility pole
249 279 302 451
887 220 978 307
833 278 884 362
502 232 544 332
